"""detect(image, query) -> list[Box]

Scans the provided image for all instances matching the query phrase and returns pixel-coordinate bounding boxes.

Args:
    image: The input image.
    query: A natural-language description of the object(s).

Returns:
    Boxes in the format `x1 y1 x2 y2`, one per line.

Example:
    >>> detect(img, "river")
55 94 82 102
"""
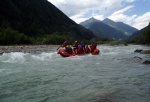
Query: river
0 45 150 102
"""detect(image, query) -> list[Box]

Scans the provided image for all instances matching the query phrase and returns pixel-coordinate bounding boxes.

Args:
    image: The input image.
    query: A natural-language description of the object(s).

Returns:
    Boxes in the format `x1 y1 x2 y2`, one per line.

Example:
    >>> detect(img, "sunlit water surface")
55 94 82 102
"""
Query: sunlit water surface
0 45 150 102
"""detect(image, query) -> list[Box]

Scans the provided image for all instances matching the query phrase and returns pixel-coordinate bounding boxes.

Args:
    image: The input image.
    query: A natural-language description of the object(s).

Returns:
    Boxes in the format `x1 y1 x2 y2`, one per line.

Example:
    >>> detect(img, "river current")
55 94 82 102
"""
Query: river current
0 45 150 102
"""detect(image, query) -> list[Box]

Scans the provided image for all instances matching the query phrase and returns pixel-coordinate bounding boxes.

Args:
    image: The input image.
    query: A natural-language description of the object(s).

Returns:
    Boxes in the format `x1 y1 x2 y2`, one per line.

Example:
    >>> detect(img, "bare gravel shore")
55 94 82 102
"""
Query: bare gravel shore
0 45 60 54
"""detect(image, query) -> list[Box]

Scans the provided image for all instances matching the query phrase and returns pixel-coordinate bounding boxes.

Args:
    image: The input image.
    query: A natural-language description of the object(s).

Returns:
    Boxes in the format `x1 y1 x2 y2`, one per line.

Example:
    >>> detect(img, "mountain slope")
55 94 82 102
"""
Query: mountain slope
80 17 101 28
0 0 94 45
80 18 127 40
102 18 138 36
129 27 147 39
128 23 150 44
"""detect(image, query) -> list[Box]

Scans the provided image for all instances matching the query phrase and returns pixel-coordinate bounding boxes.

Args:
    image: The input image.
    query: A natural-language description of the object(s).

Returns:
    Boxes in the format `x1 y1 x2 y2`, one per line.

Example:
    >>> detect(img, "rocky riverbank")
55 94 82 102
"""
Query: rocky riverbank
134 49 150 64
134 49 150 54
0 45 59 54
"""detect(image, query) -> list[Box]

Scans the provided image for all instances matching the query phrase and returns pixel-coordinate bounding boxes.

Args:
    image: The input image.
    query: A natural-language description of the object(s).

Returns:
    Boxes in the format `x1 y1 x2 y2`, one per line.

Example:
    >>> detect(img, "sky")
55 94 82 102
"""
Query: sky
48 0 150 30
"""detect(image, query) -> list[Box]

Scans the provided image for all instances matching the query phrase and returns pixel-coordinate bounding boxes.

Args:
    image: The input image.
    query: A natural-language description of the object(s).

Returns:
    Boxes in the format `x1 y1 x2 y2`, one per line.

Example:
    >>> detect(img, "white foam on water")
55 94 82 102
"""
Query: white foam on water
101 47 119 55
31 52 57 61
0 45 150 102
0 52 60 63
1 52 28 63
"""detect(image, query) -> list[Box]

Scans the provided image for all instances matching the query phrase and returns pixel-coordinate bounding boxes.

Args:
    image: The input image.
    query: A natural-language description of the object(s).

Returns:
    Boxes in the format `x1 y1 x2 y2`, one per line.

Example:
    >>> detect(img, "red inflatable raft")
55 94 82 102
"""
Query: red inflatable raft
57 48 100 57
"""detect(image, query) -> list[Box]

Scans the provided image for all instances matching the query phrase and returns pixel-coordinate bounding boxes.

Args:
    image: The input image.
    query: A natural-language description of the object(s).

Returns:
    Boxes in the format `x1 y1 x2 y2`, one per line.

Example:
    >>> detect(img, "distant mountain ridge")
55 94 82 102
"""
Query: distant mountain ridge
80 18 136 40
80 17 101 28
102 18 138 36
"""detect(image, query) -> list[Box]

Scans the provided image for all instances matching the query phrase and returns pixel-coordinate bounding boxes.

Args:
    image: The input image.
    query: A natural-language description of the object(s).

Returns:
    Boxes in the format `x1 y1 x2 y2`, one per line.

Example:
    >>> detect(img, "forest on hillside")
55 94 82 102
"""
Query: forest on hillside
0 0 94 45
0 0 149 45
128 23 150 45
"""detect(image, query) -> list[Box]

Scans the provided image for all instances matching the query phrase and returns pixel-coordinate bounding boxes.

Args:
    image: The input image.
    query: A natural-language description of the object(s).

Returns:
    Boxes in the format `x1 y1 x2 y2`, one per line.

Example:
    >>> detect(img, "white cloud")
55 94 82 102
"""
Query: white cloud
109 6 150 30
125 0 135 3
108 6 135 25
93 15 104 21
48 0 100 17
101 0 123 14
71 14 104 24
48 0 149 29
111 5 134 15
133 12 150 29
48 0 124 17
48 0 126 24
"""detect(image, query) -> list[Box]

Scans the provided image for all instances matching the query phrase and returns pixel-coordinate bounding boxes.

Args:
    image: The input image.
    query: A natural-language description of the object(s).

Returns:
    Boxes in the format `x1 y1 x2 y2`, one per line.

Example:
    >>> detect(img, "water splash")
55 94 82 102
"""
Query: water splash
0 45 150 102
31 52 57 61
0 52 60 63
1 52 28 63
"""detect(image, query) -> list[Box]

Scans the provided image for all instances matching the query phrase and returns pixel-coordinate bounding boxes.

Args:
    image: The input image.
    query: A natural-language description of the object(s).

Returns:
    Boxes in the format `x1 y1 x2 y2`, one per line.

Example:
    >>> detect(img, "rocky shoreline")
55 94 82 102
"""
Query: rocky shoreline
0 45 59 54
134 49 150 64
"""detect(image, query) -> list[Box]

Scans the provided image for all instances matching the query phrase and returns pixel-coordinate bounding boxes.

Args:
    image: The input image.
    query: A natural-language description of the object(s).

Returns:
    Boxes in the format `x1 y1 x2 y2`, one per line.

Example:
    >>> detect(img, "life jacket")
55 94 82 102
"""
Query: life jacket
65 45 73 54
90 41 97 52
91 41 97 47
93 42 97 47
80 42 85 48
73 42 79 48
85 44 90 53
90 44 96 53
77 45 84 54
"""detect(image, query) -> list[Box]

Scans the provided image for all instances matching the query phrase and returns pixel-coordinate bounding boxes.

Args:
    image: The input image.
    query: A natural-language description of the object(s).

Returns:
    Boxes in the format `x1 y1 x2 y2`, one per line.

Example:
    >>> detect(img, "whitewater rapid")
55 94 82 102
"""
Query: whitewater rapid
0 45 150 102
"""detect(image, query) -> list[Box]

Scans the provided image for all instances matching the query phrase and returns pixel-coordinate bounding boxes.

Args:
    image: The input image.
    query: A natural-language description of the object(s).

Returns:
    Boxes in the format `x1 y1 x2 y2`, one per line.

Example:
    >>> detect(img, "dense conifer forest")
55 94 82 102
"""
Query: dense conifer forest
0 0 94 45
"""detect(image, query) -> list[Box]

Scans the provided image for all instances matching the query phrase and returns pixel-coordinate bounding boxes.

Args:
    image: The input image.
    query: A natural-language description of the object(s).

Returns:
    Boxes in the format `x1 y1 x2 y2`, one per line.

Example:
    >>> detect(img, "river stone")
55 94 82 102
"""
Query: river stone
0 52 4 55
134 49 143 53
141 50 150 54
143 60 150 64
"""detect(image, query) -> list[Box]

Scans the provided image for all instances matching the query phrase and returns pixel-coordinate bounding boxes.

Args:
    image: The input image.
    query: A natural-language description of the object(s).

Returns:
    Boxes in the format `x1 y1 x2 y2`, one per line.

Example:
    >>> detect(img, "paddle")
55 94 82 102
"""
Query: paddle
57 46 61 50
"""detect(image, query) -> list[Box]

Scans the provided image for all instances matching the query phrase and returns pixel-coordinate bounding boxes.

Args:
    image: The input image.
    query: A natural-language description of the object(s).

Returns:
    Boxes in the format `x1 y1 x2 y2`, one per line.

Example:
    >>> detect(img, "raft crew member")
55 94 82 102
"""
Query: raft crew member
77 45 84 54
85 44 90 53
62 41 69 47
61 41 73 54
73 41 79 53
80 41 85 53
90 41 97 53
65 45 73 54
